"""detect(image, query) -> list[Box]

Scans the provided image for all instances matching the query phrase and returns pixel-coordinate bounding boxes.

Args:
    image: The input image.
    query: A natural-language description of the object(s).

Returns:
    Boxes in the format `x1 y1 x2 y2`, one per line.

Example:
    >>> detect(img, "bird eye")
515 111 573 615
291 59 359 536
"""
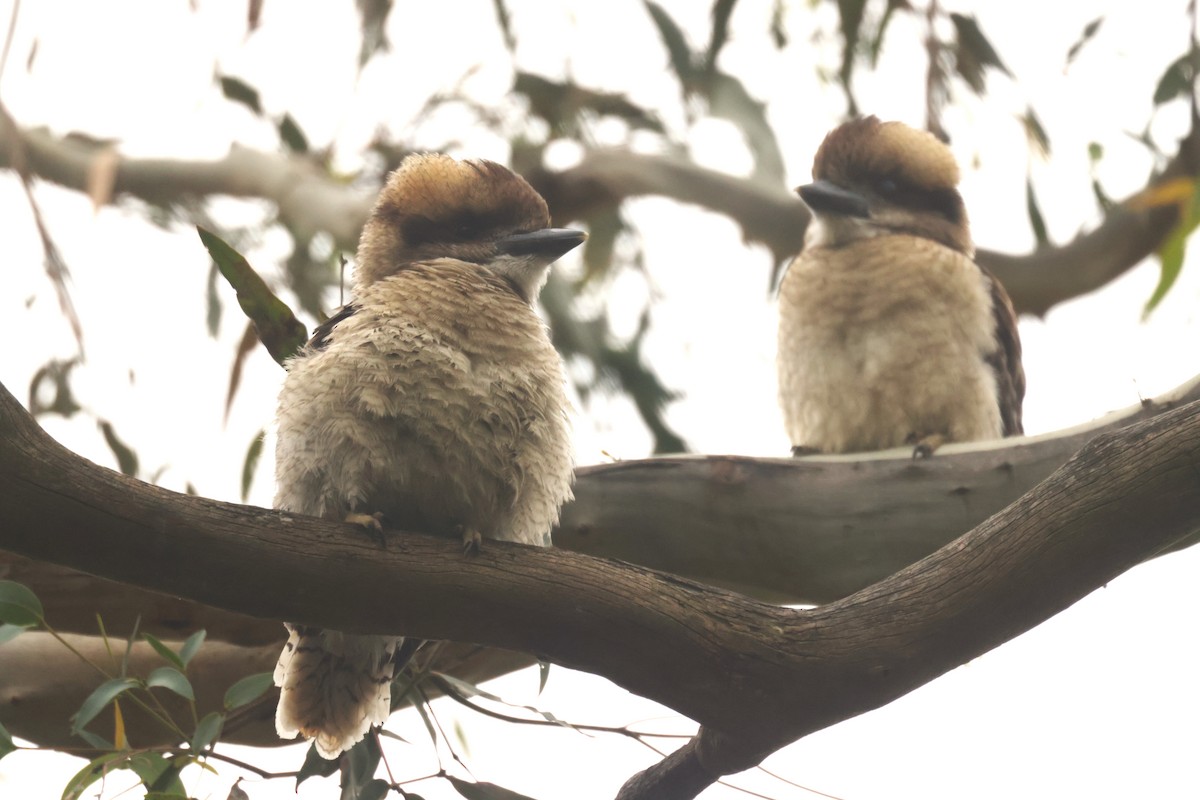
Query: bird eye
877 178 899 195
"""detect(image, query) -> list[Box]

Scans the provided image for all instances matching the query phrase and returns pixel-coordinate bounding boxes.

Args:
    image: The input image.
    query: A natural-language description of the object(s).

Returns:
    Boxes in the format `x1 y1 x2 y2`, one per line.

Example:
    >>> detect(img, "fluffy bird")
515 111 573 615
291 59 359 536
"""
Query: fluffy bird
777 116 1024 455
272 154 582 758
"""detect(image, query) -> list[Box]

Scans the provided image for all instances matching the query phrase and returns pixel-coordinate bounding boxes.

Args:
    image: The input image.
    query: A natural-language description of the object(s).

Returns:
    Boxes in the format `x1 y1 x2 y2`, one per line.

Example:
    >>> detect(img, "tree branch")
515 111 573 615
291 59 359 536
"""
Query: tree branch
3 116 1197 317
2 377 1199 798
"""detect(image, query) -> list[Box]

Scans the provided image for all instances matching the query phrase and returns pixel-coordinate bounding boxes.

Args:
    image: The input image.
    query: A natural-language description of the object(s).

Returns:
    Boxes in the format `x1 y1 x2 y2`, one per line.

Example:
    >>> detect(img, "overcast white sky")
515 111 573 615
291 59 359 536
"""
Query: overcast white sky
1 1 1199 799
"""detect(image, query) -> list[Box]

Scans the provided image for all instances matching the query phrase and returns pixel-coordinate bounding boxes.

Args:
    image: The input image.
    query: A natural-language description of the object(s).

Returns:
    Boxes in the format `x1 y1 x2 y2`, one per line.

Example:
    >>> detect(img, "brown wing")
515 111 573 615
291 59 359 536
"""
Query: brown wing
981 266 1025 436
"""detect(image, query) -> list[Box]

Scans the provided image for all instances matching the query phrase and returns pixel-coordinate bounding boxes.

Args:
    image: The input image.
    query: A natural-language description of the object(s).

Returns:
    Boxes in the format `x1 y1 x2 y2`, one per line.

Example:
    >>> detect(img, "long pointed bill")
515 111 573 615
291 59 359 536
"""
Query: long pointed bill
496 228 587 264
797 180 870 219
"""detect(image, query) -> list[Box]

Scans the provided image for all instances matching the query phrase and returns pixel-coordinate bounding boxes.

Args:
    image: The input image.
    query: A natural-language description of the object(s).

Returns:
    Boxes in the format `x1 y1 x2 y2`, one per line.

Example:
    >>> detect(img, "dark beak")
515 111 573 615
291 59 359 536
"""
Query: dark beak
797 180 870 219
497 228 587 262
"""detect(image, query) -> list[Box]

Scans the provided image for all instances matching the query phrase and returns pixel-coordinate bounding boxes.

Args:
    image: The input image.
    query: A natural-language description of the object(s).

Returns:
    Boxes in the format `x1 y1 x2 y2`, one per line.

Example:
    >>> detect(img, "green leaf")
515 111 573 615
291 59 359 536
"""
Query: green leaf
447 776 541 800
769 0 786 48
147 667 194 701
0 623 25 645
74 729 114 750
180 629 206 667
297 741 341 787
143 633 185 670
433 672 573 729
537 659 550 696
645 1 696 87
219 75 262 115
1153 49 1197 105
1146 182 1200 318
341 735 382 800
241 430 265 502
704 0 737 74
206 261 223 338
97 419 139 476
1087 141 1104 163
1065 16 1103 66
278 113 309 154
0 721 16 760
491 0 515 53
1020 107 1050 159
0 581 43 627
72 677 139 734
224 671 274 709
950 12 1011 95
1025 176 1049 248
128 752 186 795
356 0 394 68
197 226 309 365
191 711 224 752
61 752 131 800
357 779 390 800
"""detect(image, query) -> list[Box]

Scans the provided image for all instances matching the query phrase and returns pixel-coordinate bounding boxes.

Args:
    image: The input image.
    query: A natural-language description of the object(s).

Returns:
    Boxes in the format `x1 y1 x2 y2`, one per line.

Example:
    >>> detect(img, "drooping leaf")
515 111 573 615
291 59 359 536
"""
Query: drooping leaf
198 226 309 366
950 12 1011 95
61 752 132 800
867 0 910 66
1065 16 1103 66
218 75 263 115
341 735 382 800
1153 47 1199 105
241 429 266 502
278 113 309 154
296 741 341 787
0 581 43 627
704 0 738 74
128 751 186 795
356 0 394 68
147 667 195 701
142 633 185 670
537 659 551 696
433 672 573 730
224 672 274 710
1020 107 1050 160
1146 180 1200 318
226 322 260 421
180 629 206 667
355 780 390 800
835 0 868 114
1025 176 1049 248
447 776 542 800
227 777 251 800
247 0 263 33
492 0 515 53
28 357 81 418
97 419 139 476
112 698 127 750
72 677 139 734
769 0 787 48
192 711 225 752
645 1 696 89
206 261 223 338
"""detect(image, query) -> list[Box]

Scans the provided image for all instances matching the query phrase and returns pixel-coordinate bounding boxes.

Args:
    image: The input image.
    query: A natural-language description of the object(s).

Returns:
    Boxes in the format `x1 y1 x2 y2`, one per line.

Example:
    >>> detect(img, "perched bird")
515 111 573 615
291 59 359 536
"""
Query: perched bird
777 116 1024 456
272 153 582 758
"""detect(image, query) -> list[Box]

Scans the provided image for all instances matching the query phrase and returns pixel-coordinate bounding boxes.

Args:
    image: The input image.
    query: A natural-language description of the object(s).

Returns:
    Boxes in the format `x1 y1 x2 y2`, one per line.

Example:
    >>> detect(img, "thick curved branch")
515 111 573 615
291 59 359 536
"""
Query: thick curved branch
3 116 1198 316
2 378 1199 799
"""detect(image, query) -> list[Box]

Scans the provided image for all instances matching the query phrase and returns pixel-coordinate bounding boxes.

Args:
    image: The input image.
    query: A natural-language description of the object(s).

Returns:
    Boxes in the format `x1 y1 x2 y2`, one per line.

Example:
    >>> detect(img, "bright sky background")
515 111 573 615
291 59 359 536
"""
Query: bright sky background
1 1 1199 799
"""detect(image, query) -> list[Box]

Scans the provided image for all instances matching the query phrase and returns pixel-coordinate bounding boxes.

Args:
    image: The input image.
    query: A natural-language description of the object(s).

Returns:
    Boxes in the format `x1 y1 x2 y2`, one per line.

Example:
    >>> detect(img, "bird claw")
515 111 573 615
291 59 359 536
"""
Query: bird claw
461 526 483 555
345 512 387 546
790 444 822 457
909 434 946 460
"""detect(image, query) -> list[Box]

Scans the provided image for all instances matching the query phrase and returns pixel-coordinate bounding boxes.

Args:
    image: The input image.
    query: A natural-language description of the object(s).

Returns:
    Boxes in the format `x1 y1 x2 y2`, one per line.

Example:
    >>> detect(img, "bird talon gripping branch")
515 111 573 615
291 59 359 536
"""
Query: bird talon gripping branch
777 117 1025 457
272 154 581 758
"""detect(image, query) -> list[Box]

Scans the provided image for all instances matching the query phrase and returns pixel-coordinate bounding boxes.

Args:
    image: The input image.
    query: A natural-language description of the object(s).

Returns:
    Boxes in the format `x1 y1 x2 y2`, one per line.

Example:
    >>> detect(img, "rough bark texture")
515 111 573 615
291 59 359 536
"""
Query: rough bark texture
2 115 1197 317
2 377 1200 798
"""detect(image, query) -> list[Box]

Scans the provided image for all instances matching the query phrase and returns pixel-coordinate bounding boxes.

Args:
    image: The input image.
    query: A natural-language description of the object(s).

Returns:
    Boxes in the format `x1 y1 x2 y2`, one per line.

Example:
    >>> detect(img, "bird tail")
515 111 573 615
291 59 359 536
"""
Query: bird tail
273 625 401 759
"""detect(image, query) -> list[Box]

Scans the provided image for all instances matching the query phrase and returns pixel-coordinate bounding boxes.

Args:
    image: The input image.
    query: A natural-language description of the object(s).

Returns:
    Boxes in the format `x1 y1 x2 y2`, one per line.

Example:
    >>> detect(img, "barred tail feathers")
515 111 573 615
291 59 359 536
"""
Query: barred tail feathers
274 626 401 759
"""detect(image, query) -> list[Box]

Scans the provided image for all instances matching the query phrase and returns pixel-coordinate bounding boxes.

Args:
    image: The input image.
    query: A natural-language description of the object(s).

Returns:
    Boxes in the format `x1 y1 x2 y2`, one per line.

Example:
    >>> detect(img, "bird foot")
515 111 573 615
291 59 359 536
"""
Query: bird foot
461 526 483 555
909 433 946 460
345 512 387 546
790 444 822 457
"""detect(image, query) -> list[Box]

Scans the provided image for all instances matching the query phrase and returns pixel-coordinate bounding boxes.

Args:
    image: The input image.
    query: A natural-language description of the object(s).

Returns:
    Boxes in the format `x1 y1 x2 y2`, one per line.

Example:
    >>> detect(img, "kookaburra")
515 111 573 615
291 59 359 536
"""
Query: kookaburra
272 154 581 758
777 116 1024 455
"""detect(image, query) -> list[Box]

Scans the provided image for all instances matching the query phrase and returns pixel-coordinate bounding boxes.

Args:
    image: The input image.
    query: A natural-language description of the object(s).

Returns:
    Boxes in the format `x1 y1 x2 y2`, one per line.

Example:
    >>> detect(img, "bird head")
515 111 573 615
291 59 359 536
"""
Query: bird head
797 117 971 255
355 153 585 301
